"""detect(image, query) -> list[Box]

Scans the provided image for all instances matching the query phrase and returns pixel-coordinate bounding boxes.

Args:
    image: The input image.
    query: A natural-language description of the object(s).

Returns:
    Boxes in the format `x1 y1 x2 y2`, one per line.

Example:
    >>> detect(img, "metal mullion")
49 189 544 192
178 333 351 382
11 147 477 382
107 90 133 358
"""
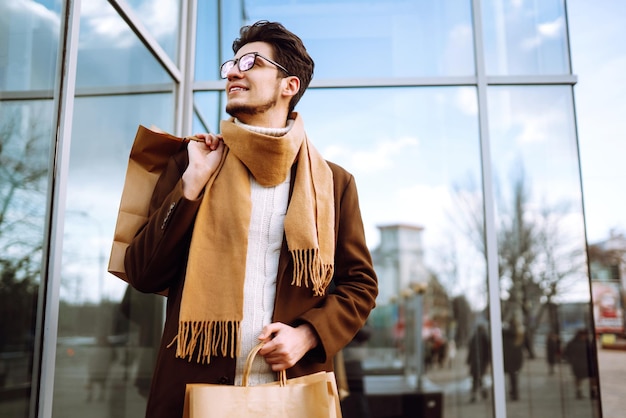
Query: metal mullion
192 77 478 93
74 83 174 97
193 80 227 92
196 77 478 90
310 76 478 88
472 0 507 417
487 74 578 85
192 76 577 92
108 0 182 83
0 90 55 101
176 0 198 136
563 0 575 74
36 1 82 417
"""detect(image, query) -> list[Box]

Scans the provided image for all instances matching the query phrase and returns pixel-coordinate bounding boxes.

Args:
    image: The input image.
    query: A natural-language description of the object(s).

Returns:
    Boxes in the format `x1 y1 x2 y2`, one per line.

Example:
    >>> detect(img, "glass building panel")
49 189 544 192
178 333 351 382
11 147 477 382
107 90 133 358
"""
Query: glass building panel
124 0 181 63
195 0 221 81
52 93 173 417
0 2 61 416
76 0 174 88
299 87 492 417
0 0 61 92
487 86 600 417
0 100 54 418
481 0 570 75
195 0 249 82
194 0 475 80
193 91 222 133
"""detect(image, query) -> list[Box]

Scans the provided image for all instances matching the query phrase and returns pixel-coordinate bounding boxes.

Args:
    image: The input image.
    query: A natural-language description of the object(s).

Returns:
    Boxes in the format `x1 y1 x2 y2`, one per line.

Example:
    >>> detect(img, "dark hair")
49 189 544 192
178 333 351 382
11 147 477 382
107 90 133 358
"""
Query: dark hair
232 20 314 113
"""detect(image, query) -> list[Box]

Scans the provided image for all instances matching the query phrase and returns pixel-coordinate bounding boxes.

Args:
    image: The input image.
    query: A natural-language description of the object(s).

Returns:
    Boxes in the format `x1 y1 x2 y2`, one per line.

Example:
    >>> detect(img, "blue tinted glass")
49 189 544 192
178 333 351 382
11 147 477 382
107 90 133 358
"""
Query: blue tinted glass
487 86 600 416
76 0 173 87
195 0 221 81
0 100 54 418
194 91 222 133
199 0 475 79
482 0 570 75
0 1 61 91
125 0 181 63
53 93 174 417
299 87 493 415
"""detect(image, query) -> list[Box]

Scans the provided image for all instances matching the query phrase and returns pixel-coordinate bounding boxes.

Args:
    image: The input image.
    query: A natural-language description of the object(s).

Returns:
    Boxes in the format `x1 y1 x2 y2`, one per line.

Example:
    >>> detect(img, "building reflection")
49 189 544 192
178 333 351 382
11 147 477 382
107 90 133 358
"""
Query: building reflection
337 223 600 418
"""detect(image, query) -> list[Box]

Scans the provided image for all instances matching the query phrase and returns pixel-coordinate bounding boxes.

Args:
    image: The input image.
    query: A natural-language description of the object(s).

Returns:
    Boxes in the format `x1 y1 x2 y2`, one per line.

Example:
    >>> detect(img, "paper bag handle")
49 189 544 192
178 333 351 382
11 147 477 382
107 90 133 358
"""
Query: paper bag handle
242 342 287 387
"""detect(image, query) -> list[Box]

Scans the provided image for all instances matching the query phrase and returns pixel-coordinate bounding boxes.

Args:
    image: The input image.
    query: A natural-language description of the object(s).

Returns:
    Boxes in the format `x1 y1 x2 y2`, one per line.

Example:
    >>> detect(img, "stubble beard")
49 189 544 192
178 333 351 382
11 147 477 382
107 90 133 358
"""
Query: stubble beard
225 98 277 118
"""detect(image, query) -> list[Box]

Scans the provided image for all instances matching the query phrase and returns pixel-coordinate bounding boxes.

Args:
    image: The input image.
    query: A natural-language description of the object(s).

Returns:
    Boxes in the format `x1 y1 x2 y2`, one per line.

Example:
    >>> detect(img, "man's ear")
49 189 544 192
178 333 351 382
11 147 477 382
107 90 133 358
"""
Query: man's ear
282 76 300 99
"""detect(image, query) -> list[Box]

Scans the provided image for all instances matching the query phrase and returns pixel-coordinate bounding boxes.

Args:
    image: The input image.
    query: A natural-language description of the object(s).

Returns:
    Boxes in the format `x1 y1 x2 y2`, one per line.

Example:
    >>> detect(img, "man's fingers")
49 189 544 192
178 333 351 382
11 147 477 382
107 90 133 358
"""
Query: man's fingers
258 322 284 341
192 133 223 150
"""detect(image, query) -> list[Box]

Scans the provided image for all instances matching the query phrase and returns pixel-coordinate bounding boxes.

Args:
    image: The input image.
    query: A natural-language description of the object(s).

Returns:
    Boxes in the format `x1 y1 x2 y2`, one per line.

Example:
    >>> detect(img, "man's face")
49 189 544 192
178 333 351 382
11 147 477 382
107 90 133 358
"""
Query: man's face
224 41 285 121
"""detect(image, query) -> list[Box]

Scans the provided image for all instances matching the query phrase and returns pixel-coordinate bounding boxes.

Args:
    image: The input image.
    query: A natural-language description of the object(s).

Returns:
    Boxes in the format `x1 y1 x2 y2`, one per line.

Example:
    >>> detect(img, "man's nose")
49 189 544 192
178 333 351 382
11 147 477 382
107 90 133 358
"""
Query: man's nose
226 64 243 79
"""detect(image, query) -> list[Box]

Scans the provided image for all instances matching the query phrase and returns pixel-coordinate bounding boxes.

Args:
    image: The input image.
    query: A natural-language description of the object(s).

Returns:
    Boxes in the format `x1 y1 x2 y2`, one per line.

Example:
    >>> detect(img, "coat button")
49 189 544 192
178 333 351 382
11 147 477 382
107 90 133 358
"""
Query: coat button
217 376 230 384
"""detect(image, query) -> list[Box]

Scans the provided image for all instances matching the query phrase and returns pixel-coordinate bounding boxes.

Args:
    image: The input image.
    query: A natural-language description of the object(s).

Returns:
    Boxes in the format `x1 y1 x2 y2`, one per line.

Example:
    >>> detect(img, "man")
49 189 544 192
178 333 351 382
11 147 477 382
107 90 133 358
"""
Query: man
563 329 598 399
466 324 490 403
124 20 378 417
502 321 524 401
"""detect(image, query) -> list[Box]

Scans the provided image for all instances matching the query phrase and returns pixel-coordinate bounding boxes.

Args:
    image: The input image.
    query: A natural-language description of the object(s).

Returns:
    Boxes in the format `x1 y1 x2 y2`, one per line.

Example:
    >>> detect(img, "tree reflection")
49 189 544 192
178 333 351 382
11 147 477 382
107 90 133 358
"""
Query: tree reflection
0 104 51 403
452 165 588 340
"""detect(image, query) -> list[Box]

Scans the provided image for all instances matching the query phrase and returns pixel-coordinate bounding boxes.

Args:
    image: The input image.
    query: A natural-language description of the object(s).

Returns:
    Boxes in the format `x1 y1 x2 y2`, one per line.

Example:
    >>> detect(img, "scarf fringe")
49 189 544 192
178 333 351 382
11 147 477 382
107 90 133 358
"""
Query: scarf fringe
168 320 241 363
290 248 334 296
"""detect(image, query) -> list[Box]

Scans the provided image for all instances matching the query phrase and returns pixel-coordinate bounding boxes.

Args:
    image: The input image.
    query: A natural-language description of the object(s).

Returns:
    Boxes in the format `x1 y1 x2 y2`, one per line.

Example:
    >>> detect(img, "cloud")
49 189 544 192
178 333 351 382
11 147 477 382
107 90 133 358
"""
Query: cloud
322 135 419 174
80 0 177 49
80 1 133 47
3 0 60 27
521 16 564 50
455 88 478 115
515 107 565 144
488 89 570 145
443 23 474 75
538 16 564 38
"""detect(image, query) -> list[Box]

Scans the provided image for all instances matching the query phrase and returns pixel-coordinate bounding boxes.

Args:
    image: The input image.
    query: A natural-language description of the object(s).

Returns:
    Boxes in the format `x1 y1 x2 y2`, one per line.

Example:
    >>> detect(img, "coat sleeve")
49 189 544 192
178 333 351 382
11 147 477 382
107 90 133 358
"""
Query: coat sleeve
296 164 378 362
124 150 202 294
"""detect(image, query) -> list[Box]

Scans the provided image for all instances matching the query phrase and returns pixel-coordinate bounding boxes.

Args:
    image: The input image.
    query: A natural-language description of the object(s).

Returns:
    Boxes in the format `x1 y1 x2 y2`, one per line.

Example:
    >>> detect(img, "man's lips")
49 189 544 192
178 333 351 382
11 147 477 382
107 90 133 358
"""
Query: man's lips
228 85 248 93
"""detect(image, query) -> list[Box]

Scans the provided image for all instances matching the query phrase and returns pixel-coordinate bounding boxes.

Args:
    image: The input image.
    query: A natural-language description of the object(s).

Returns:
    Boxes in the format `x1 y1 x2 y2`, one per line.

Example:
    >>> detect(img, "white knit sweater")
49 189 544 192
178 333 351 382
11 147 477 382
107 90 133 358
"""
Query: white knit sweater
233 120 292 386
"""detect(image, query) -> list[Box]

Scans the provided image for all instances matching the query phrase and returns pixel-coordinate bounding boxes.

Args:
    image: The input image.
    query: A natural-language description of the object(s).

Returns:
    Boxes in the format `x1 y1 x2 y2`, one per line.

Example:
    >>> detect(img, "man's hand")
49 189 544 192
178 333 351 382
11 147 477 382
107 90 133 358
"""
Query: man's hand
257 322 319 371
182 133 224 200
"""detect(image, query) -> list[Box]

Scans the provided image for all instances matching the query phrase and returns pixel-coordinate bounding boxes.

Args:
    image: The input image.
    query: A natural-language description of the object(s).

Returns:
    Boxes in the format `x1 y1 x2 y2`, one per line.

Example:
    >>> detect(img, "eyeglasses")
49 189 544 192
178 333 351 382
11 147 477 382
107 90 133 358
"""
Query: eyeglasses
220 52 290 79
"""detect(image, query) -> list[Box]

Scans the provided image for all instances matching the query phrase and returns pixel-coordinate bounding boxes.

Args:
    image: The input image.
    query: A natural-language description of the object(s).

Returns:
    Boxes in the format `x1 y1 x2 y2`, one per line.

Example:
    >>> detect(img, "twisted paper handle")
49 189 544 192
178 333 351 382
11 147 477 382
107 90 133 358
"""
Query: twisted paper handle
241 342 287 387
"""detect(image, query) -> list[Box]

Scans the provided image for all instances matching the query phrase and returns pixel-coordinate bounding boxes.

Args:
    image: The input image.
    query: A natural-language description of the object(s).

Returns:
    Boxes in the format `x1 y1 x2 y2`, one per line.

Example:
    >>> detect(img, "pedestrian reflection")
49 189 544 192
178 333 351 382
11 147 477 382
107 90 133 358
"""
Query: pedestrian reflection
467 323 490 403
502 321 524 401
563 329 598 400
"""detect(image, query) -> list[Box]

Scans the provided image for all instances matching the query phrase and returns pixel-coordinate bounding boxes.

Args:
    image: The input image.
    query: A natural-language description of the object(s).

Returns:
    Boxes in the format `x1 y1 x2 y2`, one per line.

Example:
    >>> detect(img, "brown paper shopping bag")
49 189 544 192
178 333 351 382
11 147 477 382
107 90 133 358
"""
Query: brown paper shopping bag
108 125 191 282
184 343 342 418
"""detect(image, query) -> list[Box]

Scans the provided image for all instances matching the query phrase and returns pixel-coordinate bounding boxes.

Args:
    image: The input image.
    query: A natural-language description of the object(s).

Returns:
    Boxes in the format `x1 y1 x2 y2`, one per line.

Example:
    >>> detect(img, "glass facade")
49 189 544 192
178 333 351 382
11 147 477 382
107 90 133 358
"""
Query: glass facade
0 1 601 417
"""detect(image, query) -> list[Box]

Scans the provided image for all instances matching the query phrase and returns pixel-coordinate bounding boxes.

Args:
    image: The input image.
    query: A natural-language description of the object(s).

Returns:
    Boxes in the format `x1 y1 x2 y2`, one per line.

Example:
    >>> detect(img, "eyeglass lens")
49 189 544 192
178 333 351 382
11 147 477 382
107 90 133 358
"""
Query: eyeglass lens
221 53 257 78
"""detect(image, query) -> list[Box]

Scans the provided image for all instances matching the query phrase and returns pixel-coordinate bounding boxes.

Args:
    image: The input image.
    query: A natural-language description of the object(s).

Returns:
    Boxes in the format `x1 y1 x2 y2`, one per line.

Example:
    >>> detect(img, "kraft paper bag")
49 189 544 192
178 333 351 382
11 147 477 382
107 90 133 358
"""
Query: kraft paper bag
108 125 190 282
184 343 342 418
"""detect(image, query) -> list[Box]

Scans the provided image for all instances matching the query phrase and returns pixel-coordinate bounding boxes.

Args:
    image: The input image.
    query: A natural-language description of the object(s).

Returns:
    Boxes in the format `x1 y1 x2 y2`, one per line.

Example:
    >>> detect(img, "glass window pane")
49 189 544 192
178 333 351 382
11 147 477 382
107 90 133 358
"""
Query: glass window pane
193 91 222 133
53 93 173 417
0 1 61 91
195 0 220 81
487 86 600 416
481 0 570 75
125 0 181 63
299 87 492 417
195 0 475 80
0 100 54 417
77 0 174 88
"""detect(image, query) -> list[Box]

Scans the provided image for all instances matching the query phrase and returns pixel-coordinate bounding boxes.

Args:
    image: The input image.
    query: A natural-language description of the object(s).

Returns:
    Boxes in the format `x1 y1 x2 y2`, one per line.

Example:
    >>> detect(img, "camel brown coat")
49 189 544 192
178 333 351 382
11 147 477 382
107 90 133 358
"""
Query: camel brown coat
124 148 378 418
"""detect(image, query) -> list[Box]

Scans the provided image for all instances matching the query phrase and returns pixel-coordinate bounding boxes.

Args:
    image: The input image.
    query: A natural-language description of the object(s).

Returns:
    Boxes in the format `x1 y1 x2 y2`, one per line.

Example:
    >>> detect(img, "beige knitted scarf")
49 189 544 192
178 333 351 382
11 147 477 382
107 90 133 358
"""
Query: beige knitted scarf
170 113 335 363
